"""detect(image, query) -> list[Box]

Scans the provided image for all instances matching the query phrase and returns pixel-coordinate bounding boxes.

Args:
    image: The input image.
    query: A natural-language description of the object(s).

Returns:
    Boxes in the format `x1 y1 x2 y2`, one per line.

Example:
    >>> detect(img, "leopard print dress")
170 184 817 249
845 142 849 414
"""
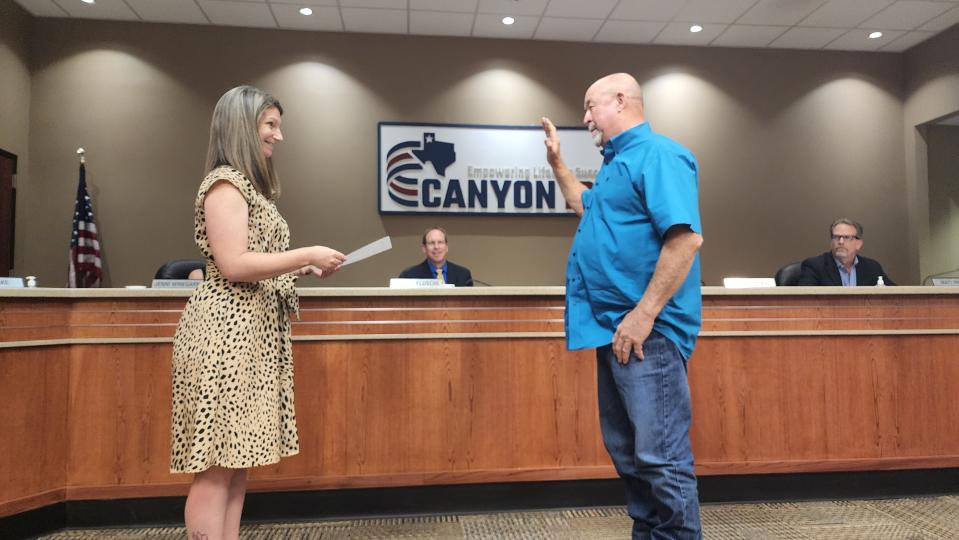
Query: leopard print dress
170 166 300 473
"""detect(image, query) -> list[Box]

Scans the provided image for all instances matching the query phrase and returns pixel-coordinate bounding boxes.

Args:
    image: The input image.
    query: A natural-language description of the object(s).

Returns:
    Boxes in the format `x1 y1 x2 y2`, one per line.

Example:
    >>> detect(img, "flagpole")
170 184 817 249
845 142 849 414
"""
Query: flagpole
68 147 102 288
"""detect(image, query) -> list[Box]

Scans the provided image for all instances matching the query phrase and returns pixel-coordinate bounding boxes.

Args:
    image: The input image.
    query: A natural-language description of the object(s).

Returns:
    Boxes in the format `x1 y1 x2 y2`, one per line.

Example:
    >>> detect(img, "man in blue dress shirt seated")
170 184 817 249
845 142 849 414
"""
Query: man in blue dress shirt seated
798 219 895 286
542 72 704 540
399 227 473 286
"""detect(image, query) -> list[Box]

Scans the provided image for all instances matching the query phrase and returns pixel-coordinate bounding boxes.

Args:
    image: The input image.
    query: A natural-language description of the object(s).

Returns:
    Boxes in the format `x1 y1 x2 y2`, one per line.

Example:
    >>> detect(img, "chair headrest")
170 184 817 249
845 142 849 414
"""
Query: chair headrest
154 259 204 280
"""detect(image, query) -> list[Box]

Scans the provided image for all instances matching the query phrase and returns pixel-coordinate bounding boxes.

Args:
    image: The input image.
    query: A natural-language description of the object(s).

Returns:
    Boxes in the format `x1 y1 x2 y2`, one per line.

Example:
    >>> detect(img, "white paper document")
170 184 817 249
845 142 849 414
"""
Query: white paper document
342 236 392 267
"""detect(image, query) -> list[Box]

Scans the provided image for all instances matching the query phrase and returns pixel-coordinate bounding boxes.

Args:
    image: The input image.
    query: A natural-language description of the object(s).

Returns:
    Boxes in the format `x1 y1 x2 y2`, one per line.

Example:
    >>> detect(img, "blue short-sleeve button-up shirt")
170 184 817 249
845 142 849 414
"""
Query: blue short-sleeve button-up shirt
565 122 702 359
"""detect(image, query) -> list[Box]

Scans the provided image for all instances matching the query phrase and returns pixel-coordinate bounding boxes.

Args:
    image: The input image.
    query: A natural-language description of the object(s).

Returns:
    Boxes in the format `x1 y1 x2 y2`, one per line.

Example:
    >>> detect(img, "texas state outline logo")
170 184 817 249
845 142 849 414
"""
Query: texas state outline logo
384 132 456 208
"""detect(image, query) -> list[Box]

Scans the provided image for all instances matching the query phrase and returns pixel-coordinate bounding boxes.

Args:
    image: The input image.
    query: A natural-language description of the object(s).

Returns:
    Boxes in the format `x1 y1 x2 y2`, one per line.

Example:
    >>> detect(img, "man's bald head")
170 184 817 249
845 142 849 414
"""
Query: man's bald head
588 73 644 106
583 73 645 146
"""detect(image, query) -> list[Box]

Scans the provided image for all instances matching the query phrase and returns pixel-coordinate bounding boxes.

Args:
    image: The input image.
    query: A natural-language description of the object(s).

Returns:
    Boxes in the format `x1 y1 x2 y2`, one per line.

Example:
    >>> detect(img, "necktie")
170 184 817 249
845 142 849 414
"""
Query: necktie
436 267 445 284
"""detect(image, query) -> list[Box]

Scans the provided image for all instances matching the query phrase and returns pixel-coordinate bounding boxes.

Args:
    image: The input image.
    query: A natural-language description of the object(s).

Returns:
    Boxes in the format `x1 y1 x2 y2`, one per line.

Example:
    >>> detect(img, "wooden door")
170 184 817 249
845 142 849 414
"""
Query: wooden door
0 149 16 277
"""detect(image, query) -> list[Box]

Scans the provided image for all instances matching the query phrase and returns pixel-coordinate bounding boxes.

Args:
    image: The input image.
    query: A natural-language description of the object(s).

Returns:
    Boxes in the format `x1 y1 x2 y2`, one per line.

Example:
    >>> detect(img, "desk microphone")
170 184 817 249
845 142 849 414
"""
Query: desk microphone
473 279 493 286
921 266 959 285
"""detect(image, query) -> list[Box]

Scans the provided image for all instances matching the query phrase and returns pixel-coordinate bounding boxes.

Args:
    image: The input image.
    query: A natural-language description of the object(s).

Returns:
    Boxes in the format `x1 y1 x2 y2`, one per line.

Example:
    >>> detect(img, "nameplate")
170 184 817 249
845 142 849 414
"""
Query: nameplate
931 278 959 287
723 277 777 288
389 278 455 289
151 279 201 289
0 277 25 288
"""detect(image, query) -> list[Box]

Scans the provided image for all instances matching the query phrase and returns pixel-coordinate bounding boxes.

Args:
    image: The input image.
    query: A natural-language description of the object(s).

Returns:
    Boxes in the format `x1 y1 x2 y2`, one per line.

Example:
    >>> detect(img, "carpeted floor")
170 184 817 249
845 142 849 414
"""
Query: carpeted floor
38 495 959 539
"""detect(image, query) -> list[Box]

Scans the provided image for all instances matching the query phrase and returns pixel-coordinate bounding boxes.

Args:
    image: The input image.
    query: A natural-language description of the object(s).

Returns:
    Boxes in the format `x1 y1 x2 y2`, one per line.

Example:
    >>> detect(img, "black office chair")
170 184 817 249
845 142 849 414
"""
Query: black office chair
154 259 205 280
774 262 802 286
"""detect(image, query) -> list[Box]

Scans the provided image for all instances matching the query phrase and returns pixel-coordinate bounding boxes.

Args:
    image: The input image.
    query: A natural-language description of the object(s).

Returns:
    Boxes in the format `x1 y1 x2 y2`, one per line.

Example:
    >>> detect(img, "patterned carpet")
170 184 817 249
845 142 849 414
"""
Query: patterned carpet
38 496 959 539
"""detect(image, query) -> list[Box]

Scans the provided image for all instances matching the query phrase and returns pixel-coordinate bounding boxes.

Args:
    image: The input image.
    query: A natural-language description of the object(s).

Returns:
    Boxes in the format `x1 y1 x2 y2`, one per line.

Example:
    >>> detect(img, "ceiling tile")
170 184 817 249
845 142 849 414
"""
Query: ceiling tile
738 0 828 26
13 0 67 17
918 4 959 31
675 0 757 23
477 0 548 16
199 0 276 28
534 17 604 41
341 7 407 33
609 0 683 21
12 0 959 52
800 0 894 27
543 0 618 19
859 0 954 30
769 26 846 49
879 30 936 51
825 28 905 50
711 25 790 48
126 0 208 25
269 0 338 5
411 0 478 13
58 0 138 20
471 13 537 38
653 22 727 45
338 0 407 8
410 10 474 36
593 20 665 44
273 4 342 31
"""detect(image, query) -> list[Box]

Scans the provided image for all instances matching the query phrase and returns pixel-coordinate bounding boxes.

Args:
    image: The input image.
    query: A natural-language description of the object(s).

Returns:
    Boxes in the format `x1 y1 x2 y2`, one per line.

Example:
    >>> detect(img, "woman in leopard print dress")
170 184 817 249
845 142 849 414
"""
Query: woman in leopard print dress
170 86 345 540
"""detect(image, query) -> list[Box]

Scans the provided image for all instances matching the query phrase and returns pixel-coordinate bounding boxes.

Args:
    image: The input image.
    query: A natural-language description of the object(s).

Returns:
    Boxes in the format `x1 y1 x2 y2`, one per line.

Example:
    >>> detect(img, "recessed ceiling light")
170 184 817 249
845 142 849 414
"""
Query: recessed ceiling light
868 31 883 39
502 16 515 25
299 7 313 16
81 0 94 4
689 25 703 33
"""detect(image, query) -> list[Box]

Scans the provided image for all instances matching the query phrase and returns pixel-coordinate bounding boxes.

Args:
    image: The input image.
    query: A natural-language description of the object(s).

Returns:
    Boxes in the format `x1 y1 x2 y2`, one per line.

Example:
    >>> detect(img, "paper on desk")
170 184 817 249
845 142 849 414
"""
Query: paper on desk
342 236 392 266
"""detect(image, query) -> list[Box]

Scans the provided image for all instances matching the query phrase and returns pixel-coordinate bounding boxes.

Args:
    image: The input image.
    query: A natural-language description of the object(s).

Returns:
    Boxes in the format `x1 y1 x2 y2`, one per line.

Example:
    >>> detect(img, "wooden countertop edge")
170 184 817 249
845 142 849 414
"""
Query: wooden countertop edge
2 285 959 299
5 328 959 349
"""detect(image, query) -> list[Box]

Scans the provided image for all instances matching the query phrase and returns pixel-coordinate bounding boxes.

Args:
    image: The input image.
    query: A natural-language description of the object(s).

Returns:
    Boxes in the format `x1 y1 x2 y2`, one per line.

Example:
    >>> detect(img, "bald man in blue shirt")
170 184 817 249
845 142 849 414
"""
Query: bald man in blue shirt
543 72 704 540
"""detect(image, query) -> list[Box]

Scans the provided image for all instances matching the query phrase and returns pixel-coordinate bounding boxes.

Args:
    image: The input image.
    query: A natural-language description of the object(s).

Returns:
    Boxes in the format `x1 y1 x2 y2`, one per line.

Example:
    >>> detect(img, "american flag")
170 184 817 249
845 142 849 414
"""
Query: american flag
68 163 102 288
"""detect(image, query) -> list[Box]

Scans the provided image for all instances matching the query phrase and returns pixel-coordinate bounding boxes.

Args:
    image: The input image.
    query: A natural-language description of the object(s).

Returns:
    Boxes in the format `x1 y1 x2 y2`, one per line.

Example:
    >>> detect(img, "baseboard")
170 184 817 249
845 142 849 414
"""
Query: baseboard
5 469 959 539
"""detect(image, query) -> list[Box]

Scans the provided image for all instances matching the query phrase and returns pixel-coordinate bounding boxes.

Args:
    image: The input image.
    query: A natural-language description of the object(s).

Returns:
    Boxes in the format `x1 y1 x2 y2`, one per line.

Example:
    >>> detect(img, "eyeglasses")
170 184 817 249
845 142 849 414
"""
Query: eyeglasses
831 234 860 242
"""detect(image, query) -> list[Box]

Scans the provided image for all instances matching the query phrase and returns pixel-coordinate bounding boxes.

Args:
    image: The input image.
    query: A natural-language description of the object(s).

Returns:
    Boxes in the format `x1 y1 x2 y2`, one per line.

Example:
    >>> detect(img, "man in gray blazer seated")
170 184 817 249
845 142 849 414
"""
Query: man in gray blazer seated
798 218 895 286
399 227 473 287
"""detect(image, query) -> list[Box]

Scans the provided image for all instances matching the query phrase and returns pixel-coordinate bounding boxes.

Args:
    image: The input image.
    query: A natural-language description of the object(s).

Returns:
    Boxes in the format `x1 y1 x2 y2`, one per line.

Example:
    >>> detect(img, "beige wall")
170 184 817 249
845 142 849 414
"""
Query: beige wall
924 125 959 280
0 0 32 274
11 14 922 286
904 23 959 284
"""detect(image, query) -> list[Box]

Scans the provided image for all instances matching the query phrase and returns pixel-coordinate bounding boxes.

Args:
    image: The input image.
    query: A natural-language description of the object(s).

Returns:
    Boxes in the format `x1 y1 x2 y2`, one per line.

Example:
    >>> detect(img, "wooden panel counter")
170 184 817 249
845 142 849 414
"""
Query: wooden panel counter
2 286 959 517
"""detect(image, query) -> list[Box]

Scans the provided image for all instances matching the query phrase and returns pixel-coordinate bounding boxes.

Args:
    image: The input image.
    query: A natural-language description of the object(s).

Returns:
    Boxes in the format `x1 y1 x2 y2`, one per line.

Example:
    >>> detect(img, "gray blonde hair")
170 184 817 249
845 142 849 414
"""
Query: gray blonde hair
204 85 283 199
830 218 863 238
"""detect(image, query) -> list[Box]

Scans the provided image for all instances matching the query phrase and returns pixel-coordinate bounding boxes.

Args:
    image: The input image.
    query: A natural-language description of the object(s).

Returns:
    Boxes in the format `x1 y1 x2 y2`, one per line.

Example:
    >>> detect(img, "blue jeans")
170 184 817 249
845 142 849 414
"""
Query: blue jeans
596 331 702 540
